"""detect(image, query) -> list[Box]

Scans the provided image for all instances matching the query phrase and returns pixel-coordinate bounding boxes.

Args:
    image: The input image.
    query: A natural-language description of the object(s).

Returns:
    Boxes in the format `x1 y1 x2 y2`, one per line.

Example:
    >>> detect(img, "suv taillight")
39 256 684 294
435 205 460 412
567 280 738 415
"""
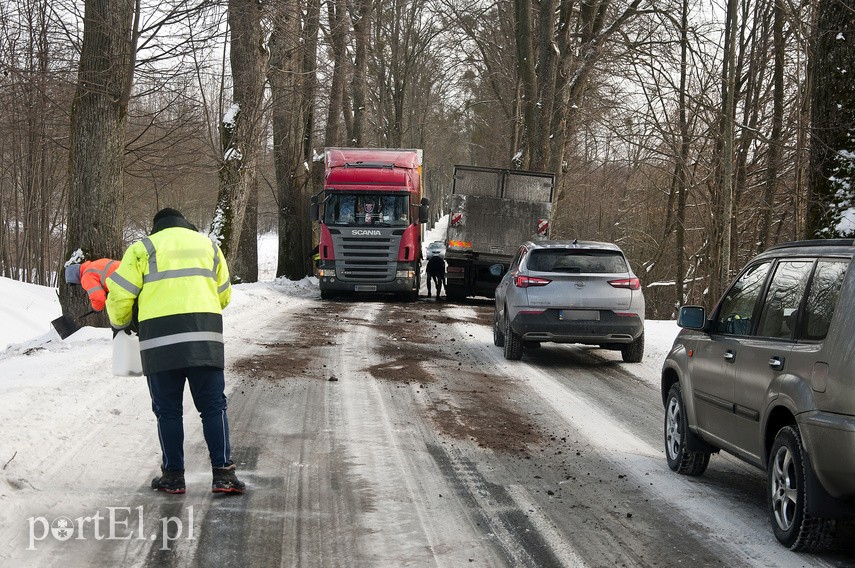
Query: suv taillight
608 277 641 290
514 275 551 288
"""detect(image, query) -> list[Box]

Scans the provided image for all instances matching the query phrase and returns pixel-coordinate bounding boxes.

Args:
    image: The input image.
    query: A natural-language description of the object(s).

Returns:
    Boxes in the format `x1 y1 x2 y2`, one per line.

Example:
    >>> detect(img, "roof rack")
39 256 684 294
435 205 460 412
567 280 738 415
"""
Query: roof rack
764 238 855 252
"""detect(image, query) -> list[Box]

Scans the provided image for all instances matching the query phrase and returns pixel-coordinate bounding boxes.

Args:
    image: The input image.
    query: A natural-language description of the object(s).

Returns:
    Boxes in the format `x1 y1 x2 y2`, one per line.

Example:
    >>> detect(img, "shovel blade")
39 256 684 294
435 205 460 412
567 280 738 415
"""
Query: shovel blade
51 315 81 340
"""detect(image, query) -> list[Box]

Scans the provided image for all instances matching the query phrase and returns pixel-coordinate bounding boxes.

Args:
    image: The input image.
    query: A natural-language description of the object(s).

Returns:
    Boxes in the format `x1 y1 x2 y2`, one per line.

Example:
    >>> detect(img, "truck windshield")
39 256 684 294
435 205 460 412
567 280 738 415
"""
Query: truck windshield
324 193 410 227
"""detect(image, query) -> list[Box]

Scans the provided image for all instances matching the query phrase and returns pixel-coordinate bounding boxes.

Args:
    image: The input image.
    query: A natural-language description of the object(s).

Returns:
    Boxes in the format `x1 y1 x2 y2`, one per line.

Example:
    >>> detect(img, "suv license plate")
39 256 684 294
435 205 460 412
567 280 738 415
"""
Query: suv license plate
559 310 600 321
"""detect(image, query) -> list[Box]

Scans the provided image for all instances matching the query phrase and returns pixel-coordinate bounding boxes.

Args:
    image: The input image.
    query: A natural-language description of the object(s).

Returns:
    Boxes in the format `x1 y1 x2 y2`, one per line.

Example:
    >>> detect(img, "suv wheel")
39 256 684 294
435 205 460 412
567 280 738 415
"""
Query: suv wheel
621 332 644 363
493 308 505 347
665 383 710 476
768 426 836 551
503 310 523 360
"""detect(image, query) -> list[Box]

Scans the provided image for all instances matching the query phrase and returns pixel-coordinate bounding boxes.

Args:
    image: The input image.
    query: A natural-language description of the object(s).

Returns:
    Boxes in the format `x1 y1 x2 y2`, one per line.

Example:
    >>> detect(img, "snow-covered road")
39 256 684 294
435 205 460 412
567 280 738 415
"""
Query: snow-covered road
1 277 853 567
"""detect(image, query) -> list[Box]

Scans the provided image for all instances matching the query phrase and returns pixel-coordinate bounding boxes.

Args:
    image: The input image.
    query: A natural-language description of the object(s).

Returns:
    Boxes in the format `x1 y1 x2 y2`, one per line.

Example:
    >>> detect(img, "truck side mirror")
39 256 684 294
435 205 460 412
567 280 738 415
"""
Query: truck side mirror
419 198 429 224
309 195 318 221
489 264 504 277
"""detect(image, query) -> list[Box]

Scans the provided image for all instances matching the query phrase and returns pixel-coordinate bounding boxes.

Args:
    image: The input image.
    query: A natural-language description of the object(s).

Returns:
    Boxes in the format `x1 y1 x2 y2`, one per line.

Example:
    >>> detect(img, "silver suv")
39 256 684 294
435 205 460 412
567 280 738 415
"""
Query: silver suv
494 240 645 361
662 239 855 551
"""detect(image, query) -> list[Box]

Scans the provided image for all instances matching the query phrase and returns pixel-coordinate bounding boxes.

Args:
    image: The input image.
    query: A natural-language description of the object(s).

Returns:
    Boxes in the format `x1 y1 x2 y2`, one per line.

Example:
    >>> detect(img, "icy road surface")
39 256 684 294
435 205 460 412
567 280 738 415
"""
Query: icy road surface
1 286 854 567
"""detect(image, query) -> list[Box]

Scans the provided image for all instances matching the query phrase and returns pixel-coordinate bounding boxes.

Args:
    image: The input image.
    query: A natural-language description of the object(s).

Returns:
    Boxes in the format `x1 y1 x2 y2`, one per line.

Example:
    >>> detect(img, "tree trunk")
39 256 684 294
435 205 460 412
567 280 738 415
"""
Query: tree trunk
232 182 259 282
807 0 855 237
350 0 371 146
720 0 738 288
513 0 537 170
61 0 135 323
212 0 266 275
270 0 314 280
758 0 785 251
325 0 349 147
675 0 690 310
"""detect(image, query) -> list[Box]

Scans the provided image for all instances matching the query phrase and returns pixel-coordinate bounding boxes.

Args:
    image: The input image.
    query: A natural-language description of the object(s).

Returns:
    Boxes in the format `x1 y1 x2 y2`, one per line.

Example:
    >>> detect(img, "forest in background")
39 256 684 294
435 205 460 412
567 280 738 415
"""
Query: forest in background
1 0 853 318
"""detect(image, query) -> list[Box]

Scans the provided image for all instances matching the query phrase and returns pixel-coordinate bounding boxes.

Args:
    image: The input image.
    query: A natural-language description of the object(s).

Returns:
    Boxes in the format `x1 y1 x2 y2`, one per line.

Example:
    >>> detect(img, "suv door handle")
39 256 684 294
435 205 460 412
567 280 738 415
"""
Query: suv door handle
724 350 736 363
769 356 785 371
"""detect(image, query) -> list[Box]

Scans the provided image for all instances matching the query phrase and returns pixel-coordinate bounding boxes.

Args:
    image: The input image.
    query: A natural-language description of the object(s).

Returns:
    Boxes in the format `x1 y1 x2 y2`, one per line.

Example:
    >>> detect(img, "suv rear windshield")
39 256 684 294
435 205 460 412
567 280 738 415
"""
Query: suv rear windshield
527 249 628 273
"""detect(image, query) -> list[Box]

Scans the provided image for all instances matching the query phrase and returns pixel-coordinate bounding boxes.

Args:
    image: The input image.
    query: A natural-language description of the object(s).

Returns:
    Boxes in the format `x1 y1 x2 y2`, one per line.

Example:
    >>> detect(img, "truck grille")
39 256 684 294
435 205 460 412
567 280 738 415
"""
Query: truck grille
333 235 399 282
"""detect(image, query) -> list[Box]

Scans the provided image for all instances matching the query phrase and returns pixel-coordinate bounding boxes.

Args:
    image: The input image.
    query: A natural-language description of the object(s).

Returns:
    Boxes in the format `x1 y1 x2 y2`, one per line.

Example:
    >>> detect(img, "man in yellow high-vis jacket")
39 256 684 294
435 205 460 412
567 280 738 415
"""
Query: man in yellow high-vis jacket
106 207 246 495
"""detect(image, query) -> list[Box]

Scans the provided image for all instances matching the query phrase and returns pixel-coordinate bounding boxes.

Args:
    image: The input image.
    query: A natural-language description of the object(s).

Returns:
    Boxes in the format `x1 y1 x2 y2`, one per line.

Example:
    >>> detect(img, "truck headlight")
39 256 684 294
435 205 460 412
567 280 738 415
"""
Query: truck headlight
395 270 415 279
318 269 335 277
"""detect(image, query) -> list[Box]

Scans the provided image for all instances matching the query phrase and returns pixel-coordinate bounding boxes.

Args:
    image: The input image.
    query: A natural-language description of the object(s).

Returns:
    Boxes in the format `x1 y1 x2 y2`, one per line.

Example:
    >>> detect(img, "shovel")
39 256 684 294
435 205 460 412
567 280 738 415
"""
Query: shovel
51 308 97 340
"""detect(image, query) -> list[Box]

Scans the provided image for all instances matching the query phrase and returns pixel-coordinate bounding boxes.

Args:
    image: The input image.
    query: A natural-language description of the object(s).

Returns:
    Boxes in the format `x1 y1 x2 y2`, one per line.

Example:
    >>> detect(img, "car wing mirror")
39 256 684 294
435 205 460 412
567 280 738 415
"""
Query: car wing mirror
678 306 707 330
489 264 505 277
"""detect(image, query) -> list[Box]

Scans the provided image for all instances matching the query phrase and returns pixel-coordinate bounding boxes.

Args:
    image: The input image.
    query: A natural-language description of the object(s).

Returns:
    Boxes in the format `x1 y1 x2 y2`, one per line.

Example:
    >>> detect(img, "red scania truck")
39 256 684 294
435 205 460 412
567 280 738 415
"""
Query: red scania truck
310 148 428 300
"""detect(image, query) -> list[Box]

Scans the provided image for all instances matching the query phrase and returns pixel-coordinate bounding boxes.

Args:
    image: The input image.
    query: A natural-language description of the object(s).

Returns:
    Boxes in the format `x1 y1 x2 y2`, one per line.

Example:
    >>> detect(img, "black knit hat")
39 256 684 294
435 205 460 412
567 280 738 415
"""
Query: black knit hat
153 207 185 225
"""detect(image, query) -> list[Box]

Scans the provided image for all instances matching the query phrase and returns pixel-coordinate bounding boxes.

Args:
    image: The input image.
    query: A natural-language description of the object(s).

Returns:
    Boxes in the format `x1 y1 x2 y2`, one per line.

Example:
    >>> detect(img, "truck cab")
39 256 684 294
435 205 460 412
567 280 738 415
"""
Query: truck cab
311 148 428 300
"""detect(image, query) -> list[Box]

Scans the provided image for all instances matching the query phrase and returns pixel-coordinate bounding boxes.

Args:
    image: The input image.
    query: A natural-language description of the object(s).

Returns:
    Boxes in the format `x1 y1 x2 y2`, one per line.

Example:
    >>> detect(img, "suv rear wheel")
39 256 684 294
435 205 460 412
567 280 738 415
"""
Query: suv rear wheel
503 310 523 360
665 383 710 475
493 308 505 347
621 332 644 363
768 425 836 551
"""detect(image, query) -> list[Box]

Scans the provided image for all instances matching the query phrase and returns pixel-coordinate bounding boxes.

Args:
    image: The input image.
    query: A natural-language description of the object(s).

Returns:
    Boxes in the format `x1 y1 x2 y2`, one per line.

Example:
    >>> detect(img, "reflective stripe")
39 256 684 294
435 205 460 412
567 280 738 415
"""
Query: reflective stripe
218 281 230 294
141 237 218 284
211 239 220 278
142 238 158 275
139 331 224 351
83 260 117 282
100 260 118 282
109 271 142 295
87 287 103 296
145 268 216 283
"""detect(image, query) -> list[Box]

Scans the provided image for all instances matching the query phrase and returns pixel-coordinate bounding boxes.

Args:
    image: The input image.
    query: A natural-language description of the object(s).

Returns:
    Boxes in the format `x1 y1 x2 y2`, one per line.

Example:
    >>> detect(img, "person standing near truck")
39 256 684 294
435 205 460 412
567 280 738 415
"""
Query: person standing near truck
426 254 445 298
106 207 246 495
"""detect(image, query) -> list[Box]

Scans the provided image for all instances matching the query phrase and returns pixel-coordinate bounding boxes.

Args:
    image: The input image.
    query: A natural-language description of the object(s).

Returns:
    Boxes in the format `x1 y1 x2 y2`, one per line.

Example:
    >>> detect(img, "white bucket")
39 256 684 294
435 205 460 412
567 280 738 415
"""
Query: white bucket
112 332 143 377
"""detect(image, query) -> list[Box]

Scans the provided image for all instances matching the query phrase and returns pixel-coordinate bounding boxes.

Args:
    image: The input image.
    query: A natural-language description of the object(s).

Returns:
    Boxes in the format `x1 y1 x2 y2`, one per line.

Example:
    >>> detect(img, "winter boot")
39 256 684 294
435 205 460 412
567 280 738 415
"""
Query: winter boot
212 462 246 494
151 468 186 494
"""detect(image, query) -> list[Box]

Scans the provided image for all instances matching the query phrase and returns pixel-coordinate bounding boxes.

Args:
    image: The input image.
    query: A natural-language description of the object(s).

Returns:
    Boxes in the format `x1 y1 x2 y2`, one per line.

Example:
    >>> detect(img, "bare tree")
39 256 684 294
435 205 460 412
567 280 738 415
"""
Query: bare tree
0 0 75 284
211 0 267 281
269 0 319 279
61 0 136 321
807 0 855 237
513 0 644 173
324 0 350 147
349 0 372 145
756 0 786 252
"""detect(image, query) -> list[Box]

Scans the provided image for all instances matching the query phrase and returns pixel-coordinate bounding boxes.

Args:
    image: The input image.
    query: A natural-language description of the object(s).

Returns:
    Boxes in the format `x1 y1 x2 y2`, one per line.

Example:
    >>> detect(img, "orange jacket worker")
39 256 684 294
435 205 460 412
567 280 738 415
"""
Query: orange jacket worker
65 258 119 312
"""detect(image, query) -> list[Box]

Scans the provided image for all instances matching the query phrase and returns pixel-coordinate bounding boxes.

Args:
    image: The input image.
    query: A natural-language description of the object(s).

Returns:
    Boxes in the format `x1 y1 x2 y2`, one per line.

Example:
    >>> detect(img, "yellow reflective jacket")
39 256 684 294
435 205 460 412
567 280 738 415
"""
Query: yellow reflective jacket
106 217 231 374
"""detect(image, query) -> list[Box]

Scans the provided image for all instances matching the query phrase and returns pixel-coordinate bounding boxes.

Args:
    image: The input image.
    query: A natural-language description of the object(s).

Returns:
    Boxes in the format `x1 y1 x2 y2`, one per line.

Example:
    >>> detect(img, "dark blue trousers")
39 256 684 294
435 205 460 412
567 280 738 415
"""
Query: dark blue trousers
146 366 232 470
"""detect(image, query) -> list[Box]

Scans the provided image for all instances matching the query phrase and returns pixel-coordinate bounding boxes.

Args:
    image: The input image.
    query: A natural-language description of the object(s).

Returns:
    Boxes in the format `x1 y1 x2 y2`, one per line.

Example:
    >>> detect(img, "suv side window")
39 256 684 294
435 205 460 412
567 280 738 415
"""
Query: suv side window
802 260 849 341
755 260 814 339
509 246 526 272
712 262 771 335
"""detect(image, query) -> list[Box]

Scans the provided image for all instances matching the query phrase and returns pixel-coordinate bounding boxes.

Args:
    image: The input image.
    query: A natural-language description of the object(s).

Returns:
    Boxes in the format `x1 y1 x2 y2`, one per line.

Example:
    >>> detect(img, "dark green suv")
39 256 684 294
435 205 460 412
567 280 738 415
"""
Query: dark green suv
661 239 855 551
